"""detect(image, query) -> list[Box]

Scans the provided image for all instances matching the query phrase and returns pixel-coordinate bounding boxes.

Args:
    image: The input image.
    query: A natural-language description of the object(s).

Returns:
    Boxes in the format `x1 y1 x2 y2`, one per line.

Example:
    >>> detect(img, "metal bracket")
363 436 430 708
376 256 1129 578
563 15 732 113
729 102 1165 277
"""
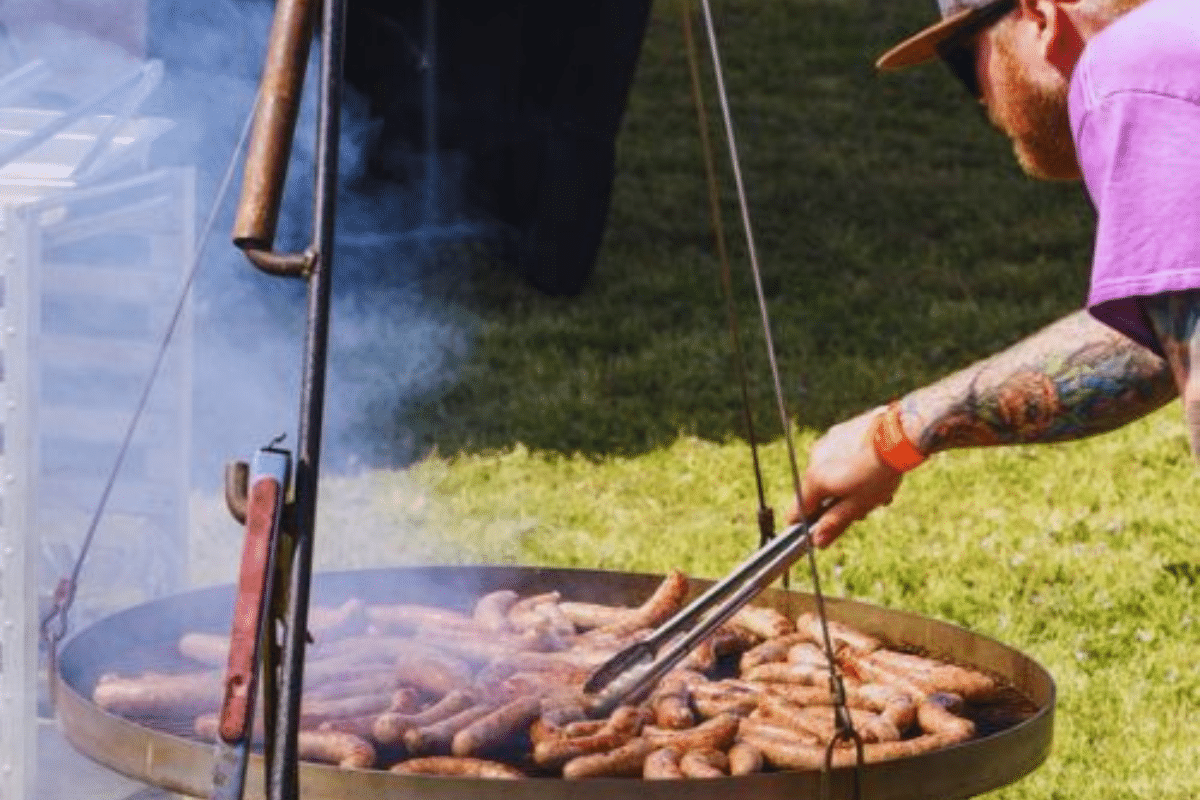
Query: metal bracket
224 460 250 525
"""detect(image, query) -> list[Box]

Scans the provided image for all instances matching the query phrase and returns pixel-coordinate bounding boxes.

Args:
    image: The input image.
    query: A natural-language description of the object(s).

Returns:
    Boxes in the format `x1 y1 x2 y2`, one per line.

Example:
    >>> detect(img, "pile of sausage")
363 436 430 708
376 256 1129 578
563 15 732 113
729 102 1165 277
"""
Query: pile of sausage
92 571 1002 780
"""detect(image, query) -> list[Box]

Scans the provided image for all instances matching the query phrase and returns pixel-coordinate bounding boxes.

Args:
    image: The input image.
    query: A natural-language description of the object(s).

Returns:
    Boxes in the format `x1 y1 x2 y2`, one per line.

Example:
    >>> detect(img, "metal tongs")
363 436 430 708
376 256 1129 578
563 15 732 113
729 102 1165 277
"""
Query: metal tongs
584 515 821 717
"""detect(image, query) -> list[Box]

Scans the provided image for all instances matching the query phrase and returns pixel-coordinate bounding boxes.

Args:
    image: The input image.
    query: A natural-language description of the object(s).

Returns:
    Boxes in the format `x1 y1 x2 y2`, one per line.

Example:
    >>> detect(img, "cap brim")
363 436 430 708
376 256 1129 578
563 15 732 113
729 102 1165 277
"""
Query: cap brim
875 8 976 71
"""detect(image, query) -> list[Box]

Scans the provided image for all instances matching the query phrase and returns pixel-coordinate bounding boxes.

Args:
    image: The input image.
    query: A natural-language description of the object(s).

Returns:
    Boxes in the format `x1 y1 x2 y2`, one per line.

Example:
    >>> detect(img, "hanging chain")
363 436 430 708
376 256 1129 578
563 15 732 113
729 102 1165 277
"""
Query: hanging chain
684 1 865 796
676 0 776 554
38 92 261 684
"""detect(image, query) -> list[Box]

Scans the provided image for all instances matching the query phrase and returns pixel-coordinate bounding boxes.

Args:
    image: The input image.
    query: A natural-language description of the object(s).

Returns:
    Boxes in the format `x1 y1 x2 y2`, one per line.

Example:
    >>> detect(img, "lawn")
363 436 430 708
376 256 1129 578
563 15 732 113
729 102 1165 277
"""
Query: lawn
188 0 1200 797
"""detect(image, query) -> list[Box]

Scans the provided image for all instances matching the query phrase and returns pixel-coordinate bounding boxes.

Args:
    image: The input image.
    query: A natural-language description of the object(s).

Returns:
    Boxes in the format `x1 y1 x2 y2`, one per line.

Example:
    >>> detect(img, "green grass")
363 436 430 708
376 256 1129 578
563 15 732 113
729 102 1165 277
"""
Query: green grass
385 0 1095 458
189 0 1199 797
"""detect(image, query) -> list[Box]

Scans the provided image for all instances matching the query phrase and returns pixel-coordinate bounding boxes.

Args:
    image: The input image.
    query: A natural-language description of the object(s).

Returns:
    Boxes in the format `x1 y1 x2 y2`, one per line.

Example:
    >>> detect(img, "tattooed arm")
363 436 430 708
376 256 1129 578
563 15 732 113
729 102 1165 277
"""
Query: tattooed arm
794 309 1176 547
900 309 1175 451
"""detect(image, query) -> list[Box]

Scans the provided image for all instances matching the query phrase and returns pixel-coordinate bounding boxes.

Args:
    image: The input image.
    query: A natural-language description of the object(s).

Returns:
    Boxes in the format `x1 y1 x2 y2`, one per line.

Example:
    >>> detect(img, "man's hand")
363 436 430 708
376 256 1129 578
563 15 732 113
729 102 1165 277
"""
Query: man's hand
789 406 904 548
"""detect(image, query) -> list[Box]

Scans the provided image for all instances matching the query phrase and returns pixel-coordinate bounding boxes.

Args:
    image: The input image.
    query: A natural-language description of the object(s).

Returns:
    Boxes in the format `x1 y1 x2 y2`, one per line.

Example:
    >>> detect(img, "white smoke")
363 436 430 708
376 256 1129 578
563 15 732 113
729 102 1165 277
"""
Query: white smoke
3 0 479 619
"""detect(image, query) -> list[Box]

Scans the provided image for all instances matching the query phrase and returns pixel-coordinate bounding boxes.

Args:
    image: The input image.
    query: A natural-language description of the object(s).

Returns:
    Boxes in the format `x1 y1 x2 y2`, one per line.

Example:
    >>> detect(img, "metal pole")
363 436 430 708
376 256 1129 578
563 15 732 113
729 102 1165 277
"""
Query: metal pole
267 0 345 795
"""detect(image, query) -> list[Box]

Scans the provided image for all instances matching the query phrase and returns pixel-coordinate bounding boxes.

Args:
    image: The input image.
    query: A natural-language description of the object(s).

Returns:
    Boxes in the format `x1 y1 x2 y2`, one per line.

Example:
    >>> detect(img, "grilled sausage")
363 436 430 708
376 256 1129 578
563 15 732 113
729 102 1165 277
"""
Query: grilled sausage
598 571 689 637
731 605 795 640
317 714 385 739
507 592 576 640
755 682 836 707
393 651 475 696
364 603 476 633
390 687 423 713
739 632 813 672
557 601 634 632
689 679 762 719
414 625 555 663
404 703 499 756
916 693 975 741
531 717 607 746
650 687 696 729
727 741 765 775
297 730 375 769
532 705 646 768
924 663 1000 703
300 692 397 728
757 694 900 745
390 756 525 779
737 716 822 747
678 635 718 673
743 730 956 770
562 737 655 779
643 745 685 779
372 690 478 745
758 678 913 731
473 590 519 633
678 748 728 778
744 661 839 687
864 650 999 700
787 642 835 669
643 713 739 752
537 693 591 728
862 648 942 674
451 695 543 757
302 644 402 687
477 663 592 706
845 683 918 733
838 651 935 699
93 671 223 716
207 730 372 769
796 613 881 655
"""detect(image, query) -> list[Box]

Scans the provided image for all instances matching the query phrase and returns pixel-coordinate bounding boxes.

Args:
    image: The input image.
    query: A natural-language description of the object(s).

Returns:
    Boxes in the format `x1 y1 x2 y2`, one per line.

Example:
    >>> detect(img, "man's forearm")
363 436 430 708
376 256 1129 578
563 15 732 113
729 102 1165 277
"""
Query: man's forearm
899 310 1177 453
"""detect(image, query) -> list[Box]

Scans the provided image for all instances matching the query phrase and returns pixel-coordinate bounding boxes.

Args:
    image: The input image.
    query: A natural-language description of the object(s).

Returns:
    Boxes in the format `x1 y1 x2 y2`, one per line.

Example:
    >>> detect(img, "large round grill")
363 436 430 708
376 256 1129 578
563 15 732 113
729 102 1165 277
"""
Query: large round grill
56 565 1054 800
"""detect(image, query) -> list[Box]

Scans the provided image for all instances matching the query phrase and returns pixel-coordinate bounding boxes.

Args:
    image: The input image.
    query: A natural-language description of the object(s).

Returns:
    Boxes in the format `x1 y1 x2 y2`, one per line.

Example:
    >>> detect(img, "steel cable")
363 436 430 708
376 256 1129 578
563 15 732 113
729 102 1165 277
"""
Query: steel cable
685 1 866 795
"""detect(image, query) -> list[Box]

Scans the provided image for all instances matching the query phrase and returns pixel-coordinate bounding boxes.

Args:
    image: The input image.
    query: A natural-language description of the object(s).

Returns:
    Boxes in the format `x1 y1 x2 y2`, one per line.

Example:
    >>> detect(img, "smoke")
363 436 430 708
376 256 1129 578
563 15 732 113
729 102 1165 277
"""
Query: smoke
140 0 479 481
0 9 491 797
4 1 483 607
149 1 500 486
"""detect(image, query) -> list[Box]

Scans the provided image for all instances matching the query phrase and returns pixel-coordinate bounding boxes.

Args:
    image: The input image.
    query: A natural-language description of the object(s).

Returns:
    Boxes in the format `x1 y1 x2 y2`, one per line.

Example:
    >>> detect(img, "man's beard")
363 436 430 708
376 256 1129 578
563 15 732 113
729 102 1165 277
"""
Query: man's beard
989 29 1080 181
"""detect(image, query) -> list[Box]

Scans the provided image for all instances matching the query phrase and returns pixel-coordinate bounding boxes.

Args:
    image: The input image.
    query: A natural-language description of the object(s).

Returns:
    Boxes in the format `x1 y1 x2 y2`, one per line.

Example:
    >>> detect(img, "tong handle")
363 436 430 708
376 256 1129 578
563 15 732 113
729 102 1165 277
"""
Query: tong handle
218 447 291 744
586 506 830 716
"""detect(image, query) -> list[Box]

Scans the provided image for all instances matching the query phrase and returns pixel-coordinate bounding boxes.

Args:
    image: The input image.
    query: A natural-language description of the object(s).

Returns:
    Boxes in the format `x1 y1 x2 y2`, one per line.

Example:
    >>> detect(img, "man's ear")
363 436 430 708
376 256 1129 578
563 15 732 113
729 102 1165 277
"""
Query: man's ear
1031 0 1086 76
1017 0 1050 27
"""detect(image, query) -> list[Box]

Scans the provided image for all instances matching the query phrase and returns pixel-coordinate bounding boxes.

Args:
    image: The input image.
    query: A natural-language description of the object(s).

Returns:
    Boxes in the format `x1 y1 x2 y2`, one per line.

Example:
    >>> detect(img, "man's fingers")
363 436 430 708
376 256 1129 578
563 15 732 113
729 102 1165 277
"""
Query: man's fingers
810 485 901 547
809 500 857 548
796 473 829 522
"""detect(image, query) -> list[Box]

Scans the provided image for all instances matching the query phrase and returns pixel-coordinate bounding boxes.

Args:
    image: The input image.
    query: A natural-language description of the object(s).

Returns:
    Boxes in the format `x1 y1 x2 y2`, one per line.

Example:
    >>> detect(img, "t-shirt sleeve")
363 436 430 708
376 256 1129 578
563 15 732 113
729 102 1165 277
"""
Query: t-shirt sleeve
1078 89 1200 354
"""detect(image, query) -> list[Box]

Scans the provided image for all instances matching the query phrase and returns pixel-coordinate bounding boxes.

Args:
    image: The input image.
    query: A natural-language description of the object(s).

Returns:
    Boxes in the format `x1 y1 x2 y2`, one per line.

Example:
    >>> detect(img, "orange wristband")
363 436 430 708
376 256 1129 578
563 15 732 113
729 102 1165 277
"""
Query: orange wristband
871 402 926 473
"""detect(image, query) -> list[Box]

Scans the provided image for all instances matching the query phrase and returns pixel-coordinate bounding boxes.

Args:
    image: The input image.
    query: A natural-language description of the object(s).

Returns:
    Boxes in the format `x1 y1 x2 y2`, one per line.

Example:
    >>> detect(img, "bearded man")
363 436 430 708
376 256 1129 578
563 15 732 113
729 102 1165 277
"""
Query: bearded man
791 0 1200 546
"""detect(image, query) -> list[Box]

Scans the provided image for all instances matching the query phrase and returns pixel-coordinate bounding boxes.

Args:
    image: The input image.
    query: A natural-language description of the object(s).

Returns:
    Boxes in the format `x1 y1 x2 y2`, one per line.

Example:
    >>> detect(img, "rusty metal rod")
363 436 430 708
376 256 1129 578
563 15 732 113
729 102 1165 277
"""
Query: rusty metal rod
265 0 346 794
232 0 317 255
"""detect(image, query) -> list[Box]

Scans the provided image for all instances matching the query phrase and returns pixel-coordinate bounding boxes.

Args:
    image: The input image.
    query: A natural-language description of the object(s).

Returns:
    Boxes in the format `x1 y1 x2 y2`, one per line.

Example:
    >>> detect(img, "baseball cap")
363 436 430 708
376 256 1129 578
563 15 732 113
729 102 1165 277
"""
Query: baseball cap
876 0 1017 71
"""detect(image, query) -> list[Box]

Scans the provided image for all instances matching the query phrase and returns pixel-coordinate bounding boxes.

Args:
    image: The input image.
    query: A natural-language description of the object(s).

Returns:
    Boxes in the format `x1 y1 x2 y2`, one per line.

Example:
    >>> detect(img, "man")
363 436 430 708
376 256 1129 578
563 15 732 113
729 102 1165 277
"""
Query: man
793 0 1200 546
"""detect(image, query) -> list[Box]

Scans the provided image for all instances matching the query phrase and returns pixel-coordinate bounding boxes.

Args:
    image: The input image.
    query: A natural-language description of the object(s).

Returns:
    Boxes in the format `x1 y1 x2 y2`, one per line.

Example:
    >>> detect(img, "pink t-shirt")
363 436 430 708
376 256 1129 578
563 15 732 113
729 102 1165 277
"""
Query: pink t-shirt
1069 0 1200 354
